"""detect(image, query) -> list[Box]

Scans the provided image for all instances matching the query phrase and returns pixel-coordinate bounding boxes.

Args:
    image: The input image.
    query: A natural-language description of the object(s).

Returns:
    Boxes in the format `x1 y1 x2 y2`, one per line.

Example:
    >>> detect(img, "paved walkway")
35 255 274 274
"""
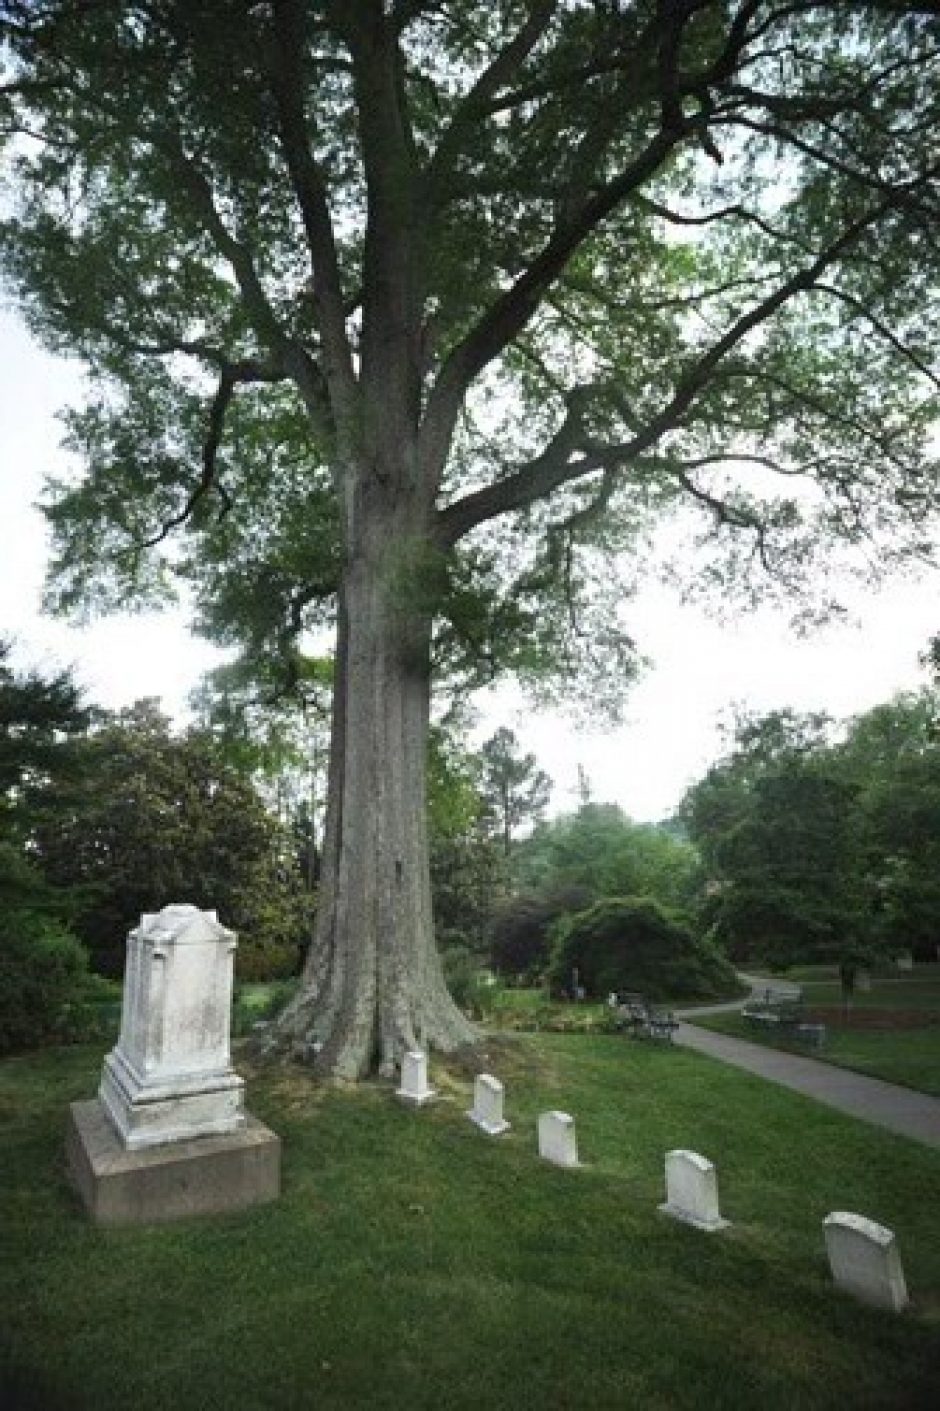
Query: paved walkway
672 984 940 1150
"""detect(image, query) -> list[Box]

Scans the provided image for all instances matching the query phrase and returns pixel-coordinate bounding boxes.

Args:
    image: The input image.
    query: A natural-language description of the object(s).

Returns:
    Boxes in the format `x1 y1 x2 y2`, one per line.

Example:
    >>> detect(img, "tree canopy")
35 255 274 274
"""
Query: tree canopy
3 2 937 667
519 801 700 910
2 0 938 1075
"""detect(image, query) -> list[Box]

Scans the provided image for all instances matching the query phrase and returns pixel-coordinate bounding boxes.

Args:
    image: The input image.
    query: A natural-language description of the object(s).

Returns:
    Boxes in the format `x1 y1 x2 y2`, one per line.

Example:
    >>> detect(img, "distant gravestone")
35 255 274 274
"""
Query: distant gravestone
856 970 872 992
895 951 914 972
467 1073 509 1136
823 1212 909 1312
659 1149 729 1232
66 904 280 1225
538 1110 578 1167
396 1050 436 1106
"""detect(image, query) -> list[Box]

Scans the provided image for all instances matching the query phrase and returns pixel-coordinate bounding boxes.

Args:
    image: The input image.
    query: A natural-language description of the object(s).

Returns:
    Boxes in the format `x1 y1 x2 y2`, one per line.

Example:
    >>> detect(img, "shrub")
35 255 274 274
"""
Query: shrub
0 909 97 1055
547 896 743 1002
488 887 592 982
441 943 494 1020
235 939 303 982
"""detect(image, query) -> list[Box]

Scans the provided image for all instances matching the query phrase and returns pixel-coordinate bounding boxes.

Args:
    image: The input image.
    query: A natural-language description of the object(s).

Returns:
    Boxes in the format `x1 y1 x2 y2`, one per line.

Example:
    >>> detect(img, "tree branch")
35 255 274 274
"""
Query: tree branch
135 362 248 551
266 0 359 423
436 190 903 543
425 0 557 191
814 282 940 392
420 122 686 483
157 135 330 430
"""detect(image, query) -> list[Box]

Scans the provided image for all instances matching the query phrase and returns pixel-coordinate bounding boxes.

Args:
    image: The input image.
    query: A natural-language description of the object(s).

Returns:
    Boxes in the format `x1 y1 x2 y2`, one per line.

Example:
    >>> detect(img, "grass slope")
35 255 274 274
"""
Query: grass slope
2 1035 939 1411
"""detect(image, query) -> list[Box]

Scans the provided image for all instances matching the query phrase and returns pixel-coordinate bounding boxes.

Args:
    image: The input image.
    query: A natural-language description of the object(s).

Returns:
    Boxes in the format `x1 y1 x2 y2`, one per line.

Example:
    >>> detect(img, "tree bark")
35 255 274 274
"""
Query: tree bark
274 483 477 1079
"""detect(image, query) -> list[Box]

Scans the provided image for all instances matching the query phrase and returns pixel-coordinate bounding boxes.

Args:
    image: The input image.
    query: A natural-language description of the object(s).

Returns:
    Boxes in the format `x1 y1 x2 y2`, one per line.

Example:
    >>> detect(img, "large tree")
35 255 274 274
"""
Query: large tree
2 2 938 1076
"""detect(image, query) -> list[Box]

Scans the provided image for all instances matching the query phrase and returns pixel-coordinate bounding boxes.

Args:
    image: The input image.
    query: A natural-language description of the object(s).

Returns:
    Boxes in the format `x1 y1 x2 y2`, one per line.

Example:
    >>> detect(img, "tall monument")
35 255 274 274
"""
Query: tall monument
67 904 280 1225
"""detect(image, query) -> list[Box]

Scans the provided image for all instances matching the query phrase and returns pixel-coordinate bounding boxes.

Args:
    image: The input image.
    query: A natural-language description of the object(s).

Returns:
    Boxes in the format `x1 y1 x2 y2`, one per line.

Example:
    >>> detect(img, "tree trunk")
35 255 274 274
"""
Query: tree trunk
273 487 477 1079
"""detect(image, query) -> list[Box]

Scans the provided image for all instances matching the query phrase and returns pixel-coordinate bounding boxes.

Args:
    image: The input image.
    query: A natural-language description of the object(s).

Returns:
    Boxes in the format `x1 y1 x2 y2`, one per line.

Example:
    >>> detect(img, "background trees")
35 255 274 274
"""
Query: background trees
682 691 940 967
519 803 700 911
1 643 311 1052
478 728 552 859
486 803 701 983
32 700 310 978
0 641 94 1053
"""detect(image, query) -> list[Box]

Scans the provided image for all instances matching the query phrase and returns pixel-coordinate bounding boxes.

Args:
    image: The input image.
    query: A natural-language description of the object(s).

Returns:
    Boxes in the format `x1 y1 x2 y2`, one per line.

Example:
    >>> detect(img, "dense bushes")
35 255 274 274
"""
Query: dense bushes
547 896 743 1002
32 702 311 978
440 943 495 1020
488 887 591 982
0 910 96 1056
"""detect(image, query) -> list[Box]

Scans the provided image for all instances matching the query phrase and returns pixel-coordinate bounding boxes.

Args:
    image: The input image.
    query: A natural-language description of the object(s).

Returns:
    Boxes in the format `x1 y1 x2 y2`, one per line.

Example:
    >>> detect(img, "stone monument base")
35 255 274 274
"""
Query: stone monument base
66 1099 280 1226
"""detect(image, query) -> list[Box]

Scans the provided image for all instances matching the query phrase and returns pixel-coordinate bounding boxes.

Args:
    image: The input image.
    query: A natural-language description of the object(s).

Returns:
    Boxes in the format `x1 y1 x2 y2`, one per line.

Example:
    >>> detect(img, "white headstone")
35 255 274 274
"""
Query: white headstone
538 1110 578 1167
396 1050 435 1106
895 951 914 972
823 1212 909 1312
659 1149 729 1231
98 904 244 1150
467 1073 509 1136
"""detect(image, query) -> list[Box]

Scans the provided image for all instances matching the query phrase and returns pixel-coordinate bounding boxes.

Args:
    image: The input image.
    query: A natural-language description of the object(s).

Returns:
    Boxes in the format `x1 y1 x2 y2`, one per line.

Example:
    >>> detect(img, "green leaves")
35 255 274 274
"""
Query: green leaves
2 0 938 716
682 690 940 966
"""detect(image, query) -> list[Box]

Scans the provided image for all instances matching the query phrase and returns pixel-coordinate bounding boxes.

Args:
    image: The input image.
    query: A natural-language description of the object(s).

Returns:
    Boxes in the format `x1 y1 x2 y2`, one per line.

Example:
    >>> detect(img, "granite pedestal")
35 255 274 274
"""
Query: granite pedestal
67 1098 280 1226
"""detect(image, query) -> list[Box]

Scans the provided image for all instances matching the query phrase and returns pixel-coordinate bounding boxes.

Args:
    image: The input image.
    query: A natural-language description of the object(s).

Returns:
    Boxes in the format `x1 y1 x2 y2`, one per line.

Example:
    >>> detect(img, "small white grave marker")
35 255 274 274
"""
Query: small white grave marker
467 1073 509 1136
823 1212 909 1312
895 950 914 972
396 1050 436 1106
659 1149 729 1232
538 1110 578 1167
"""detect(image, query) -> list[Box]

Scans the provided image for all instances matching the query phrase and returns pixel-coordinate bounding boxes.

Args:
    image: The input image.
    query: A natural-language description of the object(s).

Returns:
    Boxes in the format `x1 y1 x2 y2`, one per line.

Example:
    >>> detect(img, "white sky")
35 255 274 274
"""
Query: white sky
1 308 936 822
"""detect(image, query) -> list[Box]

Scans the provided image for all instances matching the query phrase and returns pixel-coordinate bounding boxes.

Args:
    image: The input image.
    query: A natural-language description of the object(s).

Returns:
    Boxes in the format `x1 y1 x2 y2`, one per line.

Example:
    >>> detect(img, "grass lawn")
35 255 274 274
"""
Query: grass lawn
3 1035 940 1410
696 1011 940 1098
745 964 940 1011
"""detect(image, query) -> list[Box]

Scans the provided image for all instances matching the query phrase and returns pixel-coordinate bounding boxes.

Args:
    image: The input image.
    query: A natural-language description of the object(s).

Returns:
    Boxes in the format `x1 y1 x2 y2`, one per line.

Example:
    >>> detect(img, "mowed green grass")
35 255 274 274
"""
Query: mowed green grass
701 965 940 1096
2 1034 940 1411
747 964 940 1010
699 1011 940 1098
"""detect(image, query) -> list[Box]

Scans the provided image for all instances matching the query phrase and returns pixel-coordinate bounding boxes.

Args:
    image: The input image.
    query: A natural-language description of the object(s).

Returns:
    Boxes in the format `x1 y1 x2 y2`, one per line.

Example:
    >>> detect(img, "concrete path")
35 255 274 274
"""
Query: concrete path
672 1017 940 1150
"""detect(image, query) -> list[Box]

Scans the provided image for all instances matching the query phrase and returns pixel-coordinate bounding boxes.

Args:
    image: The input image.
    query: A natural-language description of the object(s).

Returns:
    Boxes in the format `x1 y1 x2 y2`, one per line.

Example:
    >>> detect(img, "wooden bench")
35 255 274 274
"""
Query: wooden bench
612 994 678 1042
741 993 826 1050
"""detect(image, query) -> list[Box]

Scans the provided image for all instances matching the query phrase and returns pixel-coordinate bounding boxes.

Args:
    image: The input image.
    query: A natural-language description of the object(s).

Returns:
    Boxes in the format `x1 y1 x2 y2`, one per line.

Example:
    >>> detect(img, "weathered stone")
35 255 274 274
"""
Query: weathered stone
396 1050 435 1105
467 1073 509 1136
98 904 243 1150
895 951 914 972
659 1149 729 1232
823 1211 909 1311
538 1110 578 1167
66 1099 280 1226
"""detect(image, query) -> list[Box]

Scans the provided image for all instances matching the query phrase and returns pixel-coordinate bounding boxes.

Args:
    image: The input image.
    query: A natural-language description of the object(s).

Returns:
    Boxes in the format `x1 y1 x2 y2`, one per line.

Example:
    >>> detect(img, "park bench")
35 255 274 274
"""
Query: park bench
741 986 826 1049
611 993 678 1042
